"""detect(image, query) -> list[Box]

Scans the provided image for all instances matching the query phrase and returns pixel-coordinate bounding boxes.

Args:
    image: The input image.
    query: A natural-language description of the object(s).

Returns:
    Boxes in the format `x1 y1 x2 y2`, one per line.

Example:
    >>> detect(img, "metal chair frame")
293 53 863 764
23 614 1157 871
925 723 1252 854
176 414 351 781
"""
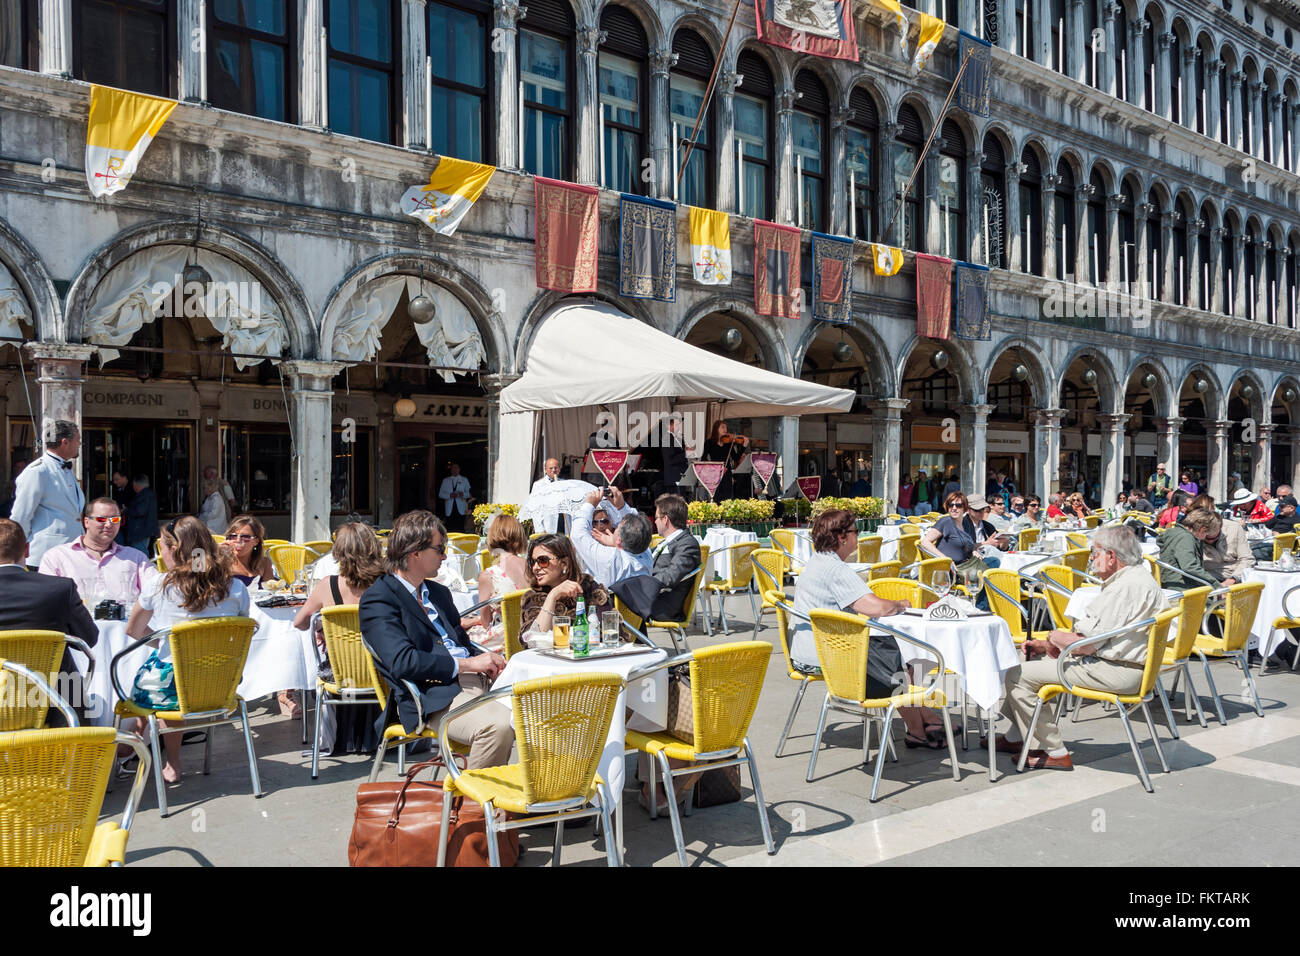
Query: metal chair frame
1191 583 1266 724
702 541 761 635
766 593 818 759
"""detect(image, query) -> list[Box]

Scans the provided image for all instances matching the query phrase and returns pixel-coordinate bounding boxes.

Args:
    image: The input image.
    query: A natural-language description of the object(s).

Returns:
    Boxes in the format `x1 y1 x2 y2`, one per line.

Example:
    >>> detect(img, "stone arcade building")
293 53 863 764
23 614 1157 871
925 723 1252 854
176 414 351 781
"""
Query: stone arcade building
0 0 1298 540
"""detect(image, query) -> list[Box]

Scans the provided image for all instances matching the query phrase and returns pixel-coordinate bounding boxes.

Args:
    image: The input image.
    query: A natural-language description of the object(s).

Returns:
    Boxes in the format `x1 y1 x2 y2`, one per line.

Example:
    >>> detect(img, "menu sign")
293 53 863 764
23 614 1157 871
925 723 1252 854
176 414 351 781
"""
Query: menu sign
693 461 727 500
796 476 822 501
750 452 778 491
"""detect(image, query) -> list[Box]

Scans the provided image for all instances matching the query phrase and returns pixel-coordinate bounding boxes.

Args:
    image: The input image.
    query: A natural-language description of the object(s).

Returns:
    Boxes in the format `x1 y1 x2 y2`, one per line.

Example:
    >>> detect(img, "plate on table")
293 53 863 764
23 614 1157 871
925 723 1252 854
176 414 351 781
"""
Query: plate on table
537 645 660 662
898 607 992 618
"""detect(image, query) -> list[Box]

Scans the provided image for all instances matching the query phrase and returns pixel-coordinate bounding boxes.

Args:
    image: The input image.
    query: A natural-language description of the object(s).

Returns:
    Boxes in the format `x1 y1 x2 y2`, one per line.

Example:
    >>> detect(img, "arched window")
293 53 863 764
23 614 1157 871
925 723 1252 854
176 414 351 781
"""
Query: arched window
1113 3 1129 100
1019 146 1042 275
328 0 397 143
1219 54 1231 146
1168 32 1181 124
1146 190 1162 299
1222 217 1237 315
208 0 294 122
520 0 574 180
598 4 646 193
1267 234 1279 323
1194 45 1207 134
980 134 1006 268
1172 203 1188 305
1262 82 1275 160
2 0 36 69
1015 0 1034 59
1048 0 1066 72
1197 207 1213 309
1288 239 1298 327
76 0 174 97
895 104 925 250
793 71 829 232
1245 223 1259 316
1088 169 1106 282
847 87 877 240
1054 160 1075 280
938 118 966 258
672 30 717 208
733 48 771 218
1083 0 1099 87
1141 12 1156 110
428 0 491 161
1240 71 1253 153
1118 180 1136 290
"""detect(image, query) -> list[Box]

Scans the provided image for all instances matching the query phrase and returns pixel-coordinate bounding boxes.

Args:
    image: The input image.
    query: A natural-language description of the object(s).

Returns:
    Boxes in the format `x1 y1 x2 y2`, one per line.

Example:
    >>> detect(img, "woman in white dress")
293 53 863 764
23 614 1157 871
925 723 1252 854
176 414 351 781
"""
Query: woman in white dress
463 514 529 651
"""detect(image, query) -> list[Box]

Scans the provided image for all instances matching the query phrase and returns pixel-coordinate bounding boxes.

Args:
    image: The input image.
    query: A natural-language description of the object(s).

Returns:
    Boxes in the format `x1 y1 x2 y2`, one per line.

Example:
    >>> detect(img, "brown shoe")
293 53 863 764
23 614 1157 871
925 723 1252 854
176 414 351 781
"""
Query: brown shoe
1023 750 1074 770
979 735 1024 755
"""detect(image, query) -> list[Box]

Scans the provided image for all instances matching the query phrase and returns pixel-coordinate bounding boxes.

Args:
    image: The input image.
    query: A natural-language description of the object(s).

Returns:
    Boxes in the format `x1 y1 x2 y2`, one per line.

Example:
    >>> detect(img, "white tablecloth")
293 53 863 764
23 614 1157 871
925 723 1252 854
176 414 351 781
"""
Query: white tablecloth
1244 567 1300 657
1063 585 1184 624
786 529 814 567
698 527 758 583
876 523 904 563
876 612 1020 711
491 646 669 807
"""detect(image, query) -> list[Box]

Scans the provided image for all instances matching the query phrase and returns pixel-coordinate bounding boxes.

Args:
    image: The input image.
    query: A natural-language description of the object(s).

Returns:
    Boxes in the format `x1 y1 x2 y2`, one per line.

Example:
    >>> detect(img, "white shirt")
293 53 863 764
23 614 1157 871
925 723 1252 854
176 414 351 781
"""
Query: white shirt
394 574 466 676
138 577 250 662
572 502 652 587
528 476 562 533
438 475 471 516
652 527 685 560
987 511 1012 532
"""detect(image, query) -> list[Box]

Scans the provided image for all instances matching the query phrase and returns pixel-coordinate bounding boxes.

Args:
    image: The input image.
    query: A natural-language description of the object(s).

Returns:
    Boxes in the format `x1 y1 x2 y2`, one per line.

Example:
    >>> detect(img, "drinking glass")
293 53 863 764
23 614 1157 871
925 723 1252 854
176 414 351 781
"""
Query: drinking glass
931 569 952 600
552 615 571 649
600 611 621 648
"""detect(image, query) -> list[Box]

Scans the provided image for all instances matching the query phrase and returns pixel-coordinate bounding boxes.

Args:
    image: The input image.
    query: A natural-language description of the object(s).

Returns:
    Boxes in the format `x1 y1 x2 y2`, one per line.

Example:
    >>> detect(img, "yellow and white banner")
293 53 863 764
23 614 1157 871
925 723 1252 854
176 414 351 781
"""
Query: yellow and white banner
400 156 496 236
689 207 731 285
871 243 903 276
870 0 910 54
85 85 177 198
911 13 945 74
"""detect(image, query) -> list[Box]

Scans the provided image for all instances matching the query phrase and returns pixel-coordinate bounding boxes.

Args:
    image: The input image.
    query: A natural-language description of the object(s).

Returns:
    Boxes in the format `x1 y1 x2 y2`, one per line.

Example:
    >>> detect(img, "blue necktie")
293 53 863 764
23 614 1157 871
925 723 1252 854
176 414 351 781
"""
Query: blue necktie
421 585 467 660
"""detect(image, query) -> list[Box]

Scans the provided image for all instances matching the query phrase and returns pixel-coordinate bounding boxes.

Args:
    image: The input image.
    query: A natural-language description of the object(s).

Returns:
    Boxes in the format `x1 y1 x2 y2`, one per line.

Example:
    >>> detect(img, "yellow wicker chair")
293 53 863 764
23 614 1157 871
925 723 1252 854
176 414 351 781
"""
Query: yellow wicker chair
111 616 263 818
916 557 960 592
1273 533 1297 561
311 605 382 779
750 548 789 627
867 577 938 608
807 609 958 801
1265 584 1300 674
437 673 625 867
153 555 166 573
1082 515 1101 529
857 534 883 564
618 546 710 652
1065 532 1089 549
649 534 665 551
1017 527 1040 550
898 523 922 537
501 588 528 659
1192 581 1266 724
478 548 495 571
1060 548 1091 573
895 535 921 575
211 534 225 545
1016 609 1180 792
1144 555 1162 585
263 538 291 549
1036 564 1081 629
983 569 1050 645
0 629 94 730
703 542 760 635
267 544 321 583
1153 586 1211 734
625 641 776 865
864 560 902 581
766 592 822 758
886 513 903 521
905 515 929 525
768 529 804 575
0 726 151 866
302 539 333 557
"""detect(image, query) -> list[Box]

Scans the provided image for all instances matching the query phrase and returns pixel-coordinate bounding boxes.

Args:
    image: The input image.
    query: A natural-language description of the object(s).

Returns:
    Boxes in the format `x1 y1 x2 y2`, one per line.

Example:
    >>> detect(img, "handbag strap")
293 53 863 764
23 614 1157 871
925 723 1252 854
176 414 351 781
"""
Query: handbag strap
385 755 468 829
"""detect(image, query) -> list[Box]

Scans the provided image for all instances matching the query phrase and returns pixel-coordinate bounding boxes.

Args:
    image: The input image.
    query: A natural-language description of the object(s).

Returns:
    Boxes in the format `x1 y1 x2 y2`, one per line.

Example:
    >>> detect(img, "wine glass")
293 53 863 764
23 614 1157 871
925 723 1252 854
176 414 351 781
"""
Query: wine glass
931 569 952 601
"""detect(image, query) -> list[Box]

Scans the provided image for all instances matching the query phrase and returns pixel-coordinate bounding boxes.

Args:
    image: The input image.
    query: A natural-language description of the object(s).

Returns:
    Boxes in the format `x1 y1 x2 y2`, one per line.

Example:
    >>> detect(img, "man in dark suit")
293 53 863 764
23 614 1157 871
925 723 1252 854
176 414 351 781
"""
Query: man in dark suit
660 415 688 496
359 509 512 770
649 494 703 620
0 518 98 724
124 475 157 554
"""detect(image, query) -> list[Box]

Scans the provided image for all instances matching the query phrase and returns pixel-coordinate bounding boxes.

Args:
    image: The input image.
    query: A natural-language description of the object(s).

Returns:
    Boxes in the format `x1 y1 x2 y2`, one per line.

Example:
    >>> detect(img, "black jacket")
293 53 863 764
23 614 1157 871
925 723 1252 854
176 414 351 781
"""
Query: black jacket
661 435 687 486
650 530 702 620
359 573 477 733
0 565 98 677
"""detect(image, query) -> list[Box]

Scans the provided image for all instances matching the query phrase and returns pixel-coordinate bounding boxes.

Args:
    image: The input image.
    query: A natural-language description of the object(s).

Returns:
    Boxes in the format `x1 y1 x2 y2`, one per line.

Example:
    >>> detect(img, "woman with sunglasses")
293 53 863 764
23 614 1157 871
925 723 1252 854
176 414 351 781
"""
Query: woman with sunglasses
519 535 611 643
221 514 276 586
123 515 250 784
921 492 992 600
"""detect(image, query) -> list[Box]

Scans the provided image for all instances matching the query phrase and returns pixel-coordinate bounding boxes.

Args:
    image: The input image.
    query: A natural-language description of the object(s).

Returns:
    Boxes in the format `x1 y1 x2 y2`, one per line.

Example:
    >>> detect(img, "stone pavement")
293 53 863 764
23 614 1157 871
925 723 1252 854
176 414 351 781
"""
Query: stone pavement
101 595 1300 867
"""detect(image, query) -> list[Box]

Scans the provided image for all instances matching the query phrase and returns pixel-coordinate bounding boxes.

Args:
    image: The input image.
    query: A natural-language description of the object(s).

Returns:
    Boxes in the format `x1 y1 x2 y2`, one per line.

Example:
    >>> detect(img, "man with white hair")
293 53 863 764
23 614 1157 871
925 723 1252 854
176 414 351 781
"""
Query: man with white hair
528 457 566 533
985 525 1168 771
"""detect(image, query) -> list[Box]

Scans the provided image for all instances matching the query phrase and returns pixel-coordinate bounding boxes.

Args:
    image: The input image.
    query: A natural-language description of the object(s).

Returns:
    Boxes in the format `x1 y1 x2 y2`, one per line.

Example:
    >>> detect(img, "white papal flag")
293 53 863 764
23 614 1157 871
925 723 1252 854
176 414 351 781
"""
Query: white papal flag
400 157 496 236
84 85 177 198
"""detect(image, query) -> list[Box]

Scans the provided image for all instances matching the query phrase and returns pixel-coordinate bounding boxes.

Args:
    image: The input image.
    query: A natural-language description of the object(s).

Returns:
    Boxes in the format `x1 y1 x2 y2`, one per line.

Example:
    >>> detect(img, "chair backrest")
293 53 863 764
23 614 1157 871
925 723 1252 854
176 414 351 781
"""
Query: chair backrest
686 641 771 753
1144 554 1162 585
866 560 901 581
501 588 529 659
1128 512 1153 526
1038 564 1078 629
905 515 928 525
867 577 936 608
1136 609 1182 697
769 529 796 558
478 548 495 570
807 609 877 703
1082 515 1101 528
917 556 958 590
0 630 68 730
898 523 921 537
649 534 665 551
320 605 380 696
857 535 882 564
666 548 709 623
764 590 799 676
512 673 623 807
896 535 920 569
750 548 787 605
1217 581 1266 653
719 542 759 589
154 555 166 573
0 727 118 866
1167 586 1210 662
1066 532 1089 549
1060 548 1090 573
1274 533 1297 561
168 617 257 714
1017 527 1040 550
211 534 225 545
886 513 902 521
263 539 291 549
983 568 1027 640
447 533 480 556
302 539 333 557
267 544 320 582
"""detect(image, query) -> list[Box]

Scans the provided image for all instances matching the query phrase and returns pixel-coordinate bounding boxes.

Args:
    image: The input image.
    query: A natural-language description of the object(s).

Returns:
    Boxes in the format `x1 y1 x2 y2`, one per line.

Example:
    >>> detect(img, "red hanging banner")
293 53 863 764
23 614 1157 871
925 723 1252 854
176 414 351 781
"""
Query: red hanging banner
590 450 629 486
797 476 822 501
750 452 778 491
692 462 728 500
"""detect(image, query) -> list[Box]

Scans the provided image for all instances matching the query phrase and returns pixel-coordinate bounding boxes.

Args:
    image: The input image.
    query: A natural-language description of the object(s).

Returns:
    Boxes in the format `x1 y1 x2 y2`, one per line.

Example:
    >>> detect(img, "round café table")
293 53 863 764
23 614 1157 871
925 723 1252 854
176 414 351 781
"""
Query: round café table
696 526 759 582
1243 565 1300 659
1063 584 1184 624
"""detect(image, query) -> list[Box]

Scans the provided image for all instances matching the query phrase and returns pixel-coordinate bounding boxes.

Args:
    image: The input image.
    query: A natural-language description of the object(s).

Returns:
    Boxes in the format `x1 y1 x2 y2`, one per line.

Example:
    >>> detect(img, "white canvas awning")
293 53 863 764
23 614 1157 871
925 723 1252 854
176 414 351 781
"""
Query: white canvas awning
498 302 854 418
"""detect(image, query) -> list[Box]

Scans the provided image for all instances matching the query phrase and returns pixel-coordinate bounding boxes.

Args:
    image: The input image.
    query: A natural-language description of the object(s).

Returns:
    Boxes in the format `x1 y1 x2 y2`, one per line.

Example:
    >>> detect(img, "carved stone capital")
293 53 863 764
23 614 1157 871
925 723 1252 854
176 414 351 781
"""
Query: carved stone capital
882 121 903 139
832 106 855 128
1158 31 1173 50
1075 182 1096 200
1106 192 1125 210
717 69 741 94
1271 92 1285 111
1043 173 1062 191
777 89 802 113
1182 47 1198 66
1137 201 1156 216
576 25 606 55
1207 59 1223 78
494 0 526 28
649 48 678 77
1211 226 1226 241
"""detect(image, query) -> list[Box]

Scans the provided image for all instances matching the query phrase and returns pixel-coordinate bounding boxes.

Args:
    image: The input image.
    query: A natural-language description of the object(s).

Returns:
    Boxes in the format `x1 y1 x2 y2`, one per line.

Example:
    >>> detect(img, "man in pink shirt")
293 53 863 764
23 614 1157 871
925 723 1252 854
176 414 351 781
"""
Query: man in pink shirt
38 496 159 609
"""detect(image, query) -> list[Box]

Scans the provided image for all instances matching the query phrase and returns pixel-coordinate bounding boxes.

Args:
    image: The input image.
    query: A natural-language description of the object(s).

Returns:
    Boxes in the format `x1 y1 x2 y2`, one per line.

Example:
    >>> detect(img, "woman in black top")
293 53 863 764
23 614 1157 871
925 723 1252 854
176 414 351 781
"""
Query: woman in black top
702 420 749 500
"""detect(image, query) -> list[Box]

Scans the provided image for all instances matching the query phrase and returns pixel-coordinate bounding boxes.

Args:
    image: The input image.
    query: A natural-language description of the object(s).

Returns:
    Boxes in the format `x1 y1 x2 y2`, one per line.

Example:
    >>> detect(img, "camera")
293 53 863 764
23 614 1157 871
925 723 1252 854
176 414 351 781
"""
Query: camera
602 487 614 499
93 599 126 621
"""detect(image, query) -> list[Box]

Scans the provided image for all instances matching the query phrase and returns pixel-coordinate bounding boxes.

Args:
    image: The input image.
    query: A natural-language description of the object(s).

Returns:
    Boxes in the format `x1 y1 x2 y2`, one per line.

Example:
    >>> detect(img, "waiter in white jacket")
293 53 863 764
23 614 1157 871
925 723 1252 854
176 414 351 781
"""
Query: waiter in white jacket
438 461 472 532
11 420 85 570
529 457 565 533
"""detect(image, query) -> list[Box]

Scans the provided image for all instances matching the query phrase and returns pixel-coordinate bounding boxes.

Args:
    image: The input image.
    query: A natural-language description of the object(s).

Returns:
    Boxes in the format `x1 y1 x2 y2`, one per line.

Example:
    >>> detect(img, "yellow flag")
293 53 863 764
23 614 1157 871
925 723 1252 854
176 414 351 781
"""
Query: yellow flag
870 0 910 54
872 244 903 276
911 13 945 73
689 207 731 285
400 156 496 235
85 85 177 197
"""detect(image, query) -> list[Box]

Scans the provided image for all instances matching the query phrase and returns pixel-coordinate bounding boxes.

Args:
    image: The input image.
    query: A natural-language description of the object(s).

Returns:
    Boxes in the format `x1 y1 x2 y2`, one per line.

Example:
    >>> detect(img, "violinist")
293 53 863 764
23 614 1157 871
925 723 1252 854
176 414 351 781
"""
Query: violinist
703 420 750 499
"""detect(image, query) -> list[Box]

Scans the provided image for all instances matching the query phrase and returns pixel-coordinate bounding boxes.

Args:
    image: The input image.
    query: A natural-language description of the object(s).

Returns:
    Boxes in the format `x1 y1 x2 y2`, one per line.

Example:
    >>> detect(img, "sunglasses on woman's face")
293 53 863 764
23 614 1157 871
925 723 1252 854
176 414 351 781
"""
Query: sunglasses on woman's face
529 554 555 567
948 503 965 510
230 533 256 541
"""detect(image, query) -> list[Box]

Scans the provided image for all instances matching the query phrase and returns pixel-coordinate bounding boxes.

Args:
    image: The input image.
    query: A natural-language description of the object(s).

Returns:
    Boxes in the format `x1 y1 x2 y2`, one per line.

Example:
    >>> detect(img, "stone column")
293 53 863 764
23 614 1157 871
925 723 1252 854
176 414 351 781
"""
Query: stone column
1156 31 1172 120
1209 226 1225 312
1105 192 1122 289
298 0 326 129
1129 18 1147 108
480 373 520 503
1254 239 1270 324
714 71 740 211
829 106 852 236
374 395 396 526
1291 103 1300 174
924 143 943 254
1207 419 1232 500
1155 415 1183 482
1291 428 1300 491
776 90 799 226
959 404 994 493
1229 71 1244 151
1207 59 1223 142
26 345 96 482
1074 182 1093 282
282 361 347 543
0 374 13 493
1249 80 1263 159
1042 173 1060 279
1231 231 1246 317
1135 201 1152 298
1160 210 1177 303
38 0 72 76
1032 407 1066 499
1097 412 1129 506
1187 217 1204 309
1271 244 1286 324
648 49 678 201
1068 0 1085 82
1255 423 1275 493
401 0 429 148
1271 92 1285 168
968 147 986 263
179 0 204 102
869 399 908 516
1032 0 1049 65
1102 1 1118 97
1005 161 1024 272
493 0 525 168
1182 47 1198 131
772 416 800 496
574 22 606 187
998 0 1014 54
195 382 224 493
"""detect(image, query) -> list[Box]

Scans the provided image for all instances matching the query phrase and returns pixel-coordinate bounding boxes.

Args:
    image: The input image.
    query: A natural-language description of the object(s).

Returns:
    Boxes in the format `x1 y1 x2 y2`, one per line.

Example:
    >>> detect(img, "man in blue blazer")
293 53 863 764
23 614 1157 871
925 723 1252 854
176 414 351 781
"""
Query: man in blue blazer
359 510 512 769
10 420 85 569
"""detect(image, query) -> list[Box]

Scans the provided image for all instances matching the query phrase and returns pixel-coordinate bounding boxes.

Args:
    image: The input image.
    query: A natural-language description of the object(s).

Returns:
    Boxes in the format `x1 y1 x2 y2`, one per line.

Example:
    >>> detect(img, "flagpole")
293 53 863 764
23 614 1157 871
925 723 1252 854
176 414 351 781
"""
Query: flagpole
675 0 744 188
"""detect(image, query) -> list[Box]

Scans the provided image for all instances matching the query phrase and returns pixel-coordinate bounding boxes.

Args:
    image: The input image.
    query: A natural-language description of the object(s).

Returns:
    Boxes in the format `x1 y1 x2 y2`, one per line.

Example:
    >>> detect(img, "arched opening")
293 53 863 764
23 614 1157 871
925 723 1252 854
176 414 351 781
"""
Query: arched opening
1123 363 1169 498
1087 167 1107 283
938 118 966 259
1054 157 1077 280
986 346 1046 492
1227 374 1265 485
894 103 927 250
598 3 648 193
797 325 879 487
793 70 830 232
1223 210 1239 316
1059 352 1112 504
672 28 717 208
1177 370 1217 487
1272 380 1299 487
1145 186 1164 300
1020 144 1044 275
847 85 879 241
980 132 1008 268
733 47 773 219
898 342 969 498
519 0 576 180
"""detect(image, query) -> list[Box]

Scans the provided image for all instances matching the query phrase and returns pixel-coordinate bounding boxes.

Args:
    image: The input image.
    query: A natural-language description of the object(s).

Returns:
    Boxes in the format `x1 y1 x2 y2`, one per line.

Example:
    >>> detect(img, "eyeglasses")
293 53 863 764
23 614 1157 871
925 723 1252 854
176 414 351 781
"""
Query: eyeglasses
529 554 555 567
948 503 965 510
88 515 122 525
591 516 612 526
229 533 256 542
426 542 447 555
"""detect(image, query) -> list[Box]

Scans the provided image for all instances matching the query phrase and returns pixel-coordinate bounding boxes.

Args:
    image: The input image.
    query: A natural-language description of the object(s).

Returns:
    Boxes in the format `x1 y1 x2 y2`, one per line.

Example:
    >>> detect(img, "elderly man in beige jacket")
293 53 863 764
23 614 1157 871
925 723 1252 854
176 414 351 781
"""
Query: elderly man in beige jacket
983 525 1168 771
1197 509 1254 585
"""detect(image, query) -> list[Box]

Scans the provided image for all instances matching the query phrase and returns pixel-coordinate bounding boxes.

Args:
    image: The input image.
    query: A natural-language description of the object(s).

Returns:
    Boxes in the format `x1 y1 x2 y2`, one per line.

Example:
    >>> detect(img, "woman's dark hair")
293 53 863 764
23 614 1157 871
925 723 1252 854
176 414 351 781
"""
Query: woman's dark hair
708 420 728 442
524 534 582 588
161 516 234 613
943 491 968 511
811 508 856 552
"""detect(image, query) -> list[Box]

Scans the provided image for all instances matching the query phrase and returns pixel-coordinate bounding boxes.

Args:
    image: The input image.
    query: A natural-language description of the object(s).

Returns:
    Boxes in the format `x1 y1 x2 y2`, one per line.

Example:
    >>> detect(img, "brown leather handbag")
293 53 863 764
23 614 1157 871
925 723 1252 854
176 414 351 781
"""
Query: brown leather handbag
348 757 519 867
